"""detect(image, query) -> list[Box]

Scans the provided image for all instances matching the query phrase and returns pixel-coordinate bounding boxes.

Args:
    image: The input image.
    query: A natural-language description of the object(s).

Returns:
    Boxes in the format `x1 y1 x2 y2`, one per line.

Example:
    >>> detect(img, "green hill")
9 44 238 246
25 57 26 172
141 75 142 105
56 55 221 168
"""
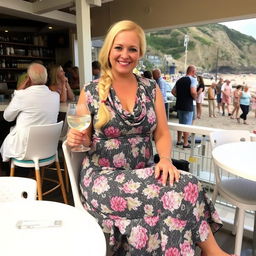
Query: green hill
146 24 256 73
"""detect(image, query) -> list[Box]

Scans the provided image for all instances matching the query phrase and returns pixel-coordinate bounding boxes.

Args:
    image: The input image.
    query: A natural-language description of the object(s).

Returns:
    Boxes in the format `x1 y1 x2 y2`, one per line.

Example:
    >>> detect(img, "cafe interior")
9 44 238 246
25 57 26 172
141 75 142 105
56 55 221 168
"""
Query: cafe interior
0 0 256 255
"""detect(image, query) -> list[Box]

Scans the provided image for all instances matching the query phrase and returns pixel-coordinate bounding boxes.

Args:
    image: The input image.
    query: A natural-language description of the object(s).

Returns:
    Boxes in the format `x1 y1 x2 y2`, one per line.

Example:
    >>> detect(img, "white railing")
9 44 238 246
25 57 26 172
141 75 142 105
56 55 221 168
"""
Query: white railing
167 122 255 236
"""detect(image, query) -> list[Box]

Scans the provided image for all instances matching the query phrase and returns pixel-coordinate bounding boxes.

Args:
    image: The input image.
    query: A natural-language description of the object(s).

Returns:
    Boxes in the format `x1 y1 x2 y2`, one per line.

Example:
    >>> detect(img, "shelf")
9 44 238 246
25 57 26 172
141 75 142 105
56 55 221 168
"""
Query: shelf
0 55 54 60
0 68 26 71
0 41 49 48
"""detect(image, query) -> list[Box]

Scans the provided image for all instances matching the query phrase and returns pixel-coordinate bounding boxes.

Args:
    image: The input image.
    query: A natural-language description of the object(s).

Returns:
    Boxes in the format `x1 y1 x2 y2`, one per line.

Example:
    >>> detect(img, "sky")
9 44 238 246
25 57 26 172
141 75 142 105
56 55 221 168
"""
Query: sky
220 18 256 39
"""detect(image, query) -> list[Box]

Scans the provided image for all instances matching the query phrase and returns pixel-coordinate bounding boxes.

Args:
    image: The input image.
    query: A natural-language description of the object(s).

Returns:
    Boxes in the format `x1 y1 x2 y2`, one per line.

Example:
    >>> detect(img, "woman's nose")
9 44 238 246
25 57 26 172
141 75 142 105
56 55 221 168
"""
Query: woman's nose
120 48 129 58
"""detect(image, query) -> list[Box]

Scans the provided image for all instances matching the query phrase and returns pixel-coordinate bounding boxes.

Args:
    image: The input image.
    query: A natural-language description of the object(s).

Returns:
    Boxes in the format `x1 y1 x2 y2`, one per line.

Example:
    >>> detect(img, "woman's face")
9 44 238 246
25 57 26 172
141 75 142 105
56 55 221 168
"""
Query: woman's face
109 30 141 76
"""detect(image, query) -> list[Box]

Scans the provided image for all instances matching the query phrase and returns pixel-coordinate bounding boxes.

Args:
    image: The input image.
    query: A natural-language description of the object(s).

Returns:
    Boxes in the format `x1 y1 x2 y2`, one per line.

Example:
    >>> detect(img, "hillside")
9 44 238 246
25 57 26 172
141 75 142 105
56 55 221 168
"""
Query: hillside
146 24 256 73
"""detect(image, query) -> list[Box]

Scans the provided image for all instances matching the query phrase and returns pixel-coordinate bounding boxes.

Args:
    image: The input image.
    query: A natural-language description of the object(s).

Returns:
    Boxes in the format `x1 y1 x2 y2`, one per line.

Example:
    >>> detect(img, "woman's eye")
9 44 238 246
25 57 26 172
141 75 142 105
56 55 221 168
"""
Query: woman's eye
129 48 138 52
114 46 122 51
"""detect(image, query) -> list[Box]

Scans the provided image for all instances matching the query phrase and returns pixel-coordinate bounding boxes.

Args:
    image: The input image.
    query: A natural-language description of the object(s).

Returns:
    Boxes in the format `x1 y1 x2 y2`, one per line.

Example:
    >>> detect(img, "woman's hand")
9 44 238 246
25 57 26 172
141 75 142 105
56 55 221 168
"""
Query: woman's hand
66 128 91 148
155 158 180 186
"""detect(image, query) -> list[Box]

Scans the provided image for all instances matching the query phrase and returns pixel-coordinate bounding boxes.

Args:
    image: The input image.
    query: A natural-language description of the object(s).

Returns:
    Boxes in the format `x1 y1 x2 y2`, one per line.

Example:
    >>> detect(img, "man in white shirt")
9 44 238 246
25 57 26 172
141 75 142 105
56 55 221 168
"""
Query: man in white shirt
0 63 60 162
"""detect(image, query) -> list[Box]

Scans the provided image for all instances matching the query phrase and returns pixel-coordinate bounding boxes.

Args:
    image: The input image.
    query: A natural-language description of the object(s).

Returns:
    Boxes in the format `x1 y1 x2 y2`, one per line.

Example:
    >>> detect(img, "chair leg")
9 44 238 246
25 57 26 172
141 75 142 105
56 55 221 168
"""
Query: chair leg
232 207 239 235
211 186 218 204
234 208 245 256
63 159 69 193
35 168 43 200
55 161 68 204
253 212 256 255
10 163 15 176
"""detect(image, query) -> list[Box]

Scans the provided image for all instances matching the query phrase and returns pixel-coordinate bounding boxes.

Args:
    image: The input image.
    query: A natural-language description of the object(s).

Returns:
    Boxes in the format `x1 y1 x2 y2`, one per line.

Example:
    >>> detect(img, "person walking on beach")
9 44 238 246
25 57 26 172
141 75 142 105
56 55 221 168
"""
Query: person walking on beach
171 65 197 148
230 85 242 121
152 68 169 117
208 82 216 117
221 80 232 116
216 77 223 114
239 85 251 124
196 75 205 119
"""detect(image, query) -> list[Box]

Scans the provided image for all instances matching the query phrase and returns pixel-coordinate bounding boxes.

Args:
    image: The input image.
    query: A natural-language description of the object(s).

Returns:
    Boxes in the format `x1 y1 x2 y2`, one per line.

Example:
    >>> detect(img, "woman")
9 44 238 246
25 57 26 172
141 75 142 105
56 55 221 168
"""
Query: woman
49 65 75 102
230 85 242 121
67 20 236 256
239 85 251 124
196 75 205 119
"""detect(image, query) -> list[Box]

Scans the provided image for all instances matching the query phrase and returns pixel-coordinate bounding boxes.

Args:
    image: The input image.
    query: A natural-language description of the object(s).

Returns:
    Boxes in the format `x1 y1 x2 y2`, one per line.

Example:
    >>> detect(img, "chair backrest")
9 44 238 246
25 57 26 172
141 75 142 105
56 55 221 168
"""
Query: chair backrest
62 140 85 210
0 177 37 202
23 121 63 161
209 130 251 183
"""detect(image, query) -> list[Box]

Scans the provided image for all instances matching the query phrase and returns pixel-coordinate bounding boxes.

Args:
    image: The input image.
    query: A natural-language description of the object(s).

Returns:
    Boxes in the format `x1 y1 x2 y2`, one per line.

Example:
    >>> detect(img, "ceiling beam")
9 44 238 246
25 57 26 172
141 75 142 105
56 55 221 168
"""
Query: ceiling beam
33 0 74 14
0 0 76 26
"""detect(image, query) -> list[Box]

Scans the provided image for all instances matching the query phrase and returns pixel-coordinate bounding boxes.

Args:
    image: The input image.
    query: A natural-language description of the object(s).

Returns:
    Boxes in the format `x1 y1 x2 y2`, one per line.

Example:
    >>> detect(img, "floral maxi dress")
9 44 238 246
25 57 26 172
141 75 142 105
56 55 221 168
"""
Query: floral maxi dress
81 75 222 256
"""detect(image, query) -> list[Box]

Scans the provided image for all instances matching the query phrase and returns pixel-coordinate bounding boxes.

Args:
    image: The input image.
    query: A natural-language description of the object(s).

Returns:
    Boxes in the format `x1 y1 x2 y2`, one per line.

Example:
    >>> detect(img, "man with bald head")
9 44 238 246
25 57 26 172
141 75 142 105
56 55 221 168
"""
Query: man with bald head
171 65 197 148
0 63 60 163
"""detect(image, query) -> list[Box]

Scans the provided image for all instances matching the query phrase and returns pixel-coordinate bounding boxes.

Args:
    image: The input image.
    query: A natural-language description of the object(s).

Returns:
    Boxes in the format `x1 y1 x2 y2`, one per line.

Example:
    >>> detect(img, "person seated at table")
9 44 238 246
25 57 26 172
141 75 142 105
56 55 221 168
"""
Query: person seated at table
0 63 60 163
48 65 75 102
92 60 101 80
67 20 236 256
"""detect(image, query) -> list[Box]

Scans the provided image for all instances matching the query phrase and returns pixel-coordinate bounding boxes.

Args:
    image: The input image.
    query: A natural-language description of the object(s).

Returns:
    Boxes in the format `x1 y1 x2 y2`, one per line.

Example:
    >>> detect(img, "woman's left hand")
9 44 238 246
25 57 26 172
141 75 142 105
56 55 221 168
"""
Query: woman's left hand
155 158 180 186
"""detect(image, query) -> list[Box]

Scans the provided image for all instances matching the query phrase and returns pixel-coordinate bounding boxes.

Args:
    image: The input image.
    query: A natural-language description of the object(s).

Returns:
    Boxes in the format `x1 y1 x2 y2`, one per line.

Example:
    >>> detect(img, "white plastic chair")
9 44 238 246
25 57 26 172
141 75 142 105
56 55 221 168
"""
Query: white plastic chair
10 121 68 204
0 176 37 202
62 140 84 210
210 130 256 255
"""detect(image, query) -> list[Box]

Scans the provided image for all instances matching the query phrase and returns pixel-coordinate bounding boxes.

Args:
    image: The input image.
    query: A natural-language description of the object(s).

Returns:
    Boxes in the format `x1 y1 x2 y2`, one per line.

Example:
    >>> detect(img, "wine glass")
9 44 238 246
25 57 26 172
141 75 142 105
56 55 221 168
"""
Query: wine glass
67 102 91 152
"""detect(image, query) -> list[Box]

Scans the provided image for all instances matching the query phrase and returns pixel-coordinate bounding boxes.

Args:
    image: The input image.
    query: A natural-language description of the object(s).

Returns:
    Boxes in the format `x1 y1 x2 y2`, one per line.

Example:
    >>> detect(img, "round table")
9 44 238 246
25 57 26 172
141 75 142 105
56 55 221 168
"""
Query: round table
212 141 256 181
0 200 106 256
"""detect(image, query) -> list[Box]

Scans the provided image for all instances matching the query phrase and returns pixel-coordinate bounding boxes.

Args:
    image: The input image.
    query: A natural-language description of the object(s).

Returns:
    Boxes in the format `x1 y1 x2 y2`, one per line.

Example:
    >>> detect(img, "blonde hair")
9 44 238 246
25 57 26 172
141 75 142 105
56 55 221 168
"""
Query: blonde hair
95 20 146 129
49 65 62 85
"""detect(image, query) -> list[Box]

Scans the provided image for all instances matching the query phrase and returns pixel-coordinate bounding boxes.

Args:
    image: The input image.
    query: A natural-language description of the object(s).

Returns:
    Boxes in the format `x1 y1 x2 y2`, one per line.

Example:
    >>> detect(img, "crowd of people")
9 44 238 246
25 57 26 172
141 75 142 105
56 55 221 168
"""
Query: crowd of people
0 19 240 256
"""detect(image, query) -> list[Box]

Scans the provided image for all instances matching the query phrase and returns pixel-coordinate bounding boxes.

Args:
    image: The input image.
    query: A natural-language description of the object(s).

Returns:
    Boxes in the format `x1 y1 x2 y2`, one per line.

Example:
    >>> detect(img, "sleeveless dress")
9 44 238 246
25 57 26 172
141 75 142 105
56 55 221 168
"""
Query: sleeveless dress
80 74 222 255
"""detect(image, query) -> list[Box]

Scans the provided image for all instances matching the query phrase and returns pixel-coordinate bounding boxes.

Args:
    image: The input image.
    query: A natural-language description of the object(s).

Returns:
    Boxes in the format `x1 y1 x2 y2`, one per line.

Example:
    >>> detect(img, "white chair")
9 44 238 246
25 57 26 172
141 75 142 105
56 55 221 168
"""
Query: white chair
210 130 256 255
10 122 68 204
62 140 84 210
0 176 37 202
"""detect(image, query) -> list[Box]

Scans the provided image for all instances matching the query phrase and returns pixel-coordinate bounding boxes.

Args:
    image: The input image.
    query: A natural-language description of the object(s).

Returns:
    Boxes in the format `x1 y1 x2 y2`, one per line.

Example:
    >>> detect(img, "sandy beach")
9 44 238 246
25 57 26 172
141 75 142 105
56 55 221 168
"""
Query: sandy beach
169 105 256 132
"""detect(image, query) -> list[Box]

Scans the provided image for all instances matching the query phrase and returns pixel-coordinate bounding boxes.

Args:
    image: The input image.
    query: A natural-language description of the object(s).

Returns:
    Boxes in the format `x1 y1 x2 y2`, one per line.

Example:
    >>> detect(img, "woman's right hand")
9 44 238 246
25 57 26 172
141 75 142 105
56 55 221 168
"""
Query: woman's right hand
66 128 91 147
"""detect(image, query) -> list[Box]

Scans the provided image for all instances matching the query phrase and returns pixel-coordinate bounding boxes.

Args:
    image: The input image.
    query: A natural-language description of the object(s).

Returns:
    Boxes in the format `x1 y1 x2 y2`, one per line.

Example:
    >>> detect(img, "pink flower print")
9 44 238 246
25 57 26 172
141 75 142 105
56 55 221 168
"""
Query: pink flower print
144 204 154 216
110 196 127 212
147 107 156 124
115 219 131 234
135 167 154 179
92 176 110 194
130 225 148 249
98 158 110 167
91 199 99 209
102 219 113 233
161 233 168 251
135 162 145 169
161 191 182 212
105 139 121 150
199 220 209 241
115 173 125 183
164 217 187 231
83 176 92 187
165 247 181 256
147 233 161 253
184 182 199 205
144 216 159 227
85 91 94 104
180 241 194 256
113 152 127 168
143 184 160 199
104 126 121 137
122 180 140 194
193 202 205 222
145 147 151 159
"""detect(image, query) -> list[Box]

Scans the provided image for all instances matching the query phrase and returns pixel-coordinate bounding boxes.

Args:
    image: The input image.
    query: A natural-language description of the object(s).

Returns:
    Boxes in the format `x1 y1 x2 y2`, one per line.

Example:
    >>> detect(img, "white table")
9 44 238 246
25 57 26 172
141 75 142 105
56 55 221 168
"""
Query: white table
212 141 256 181
0 200 106 256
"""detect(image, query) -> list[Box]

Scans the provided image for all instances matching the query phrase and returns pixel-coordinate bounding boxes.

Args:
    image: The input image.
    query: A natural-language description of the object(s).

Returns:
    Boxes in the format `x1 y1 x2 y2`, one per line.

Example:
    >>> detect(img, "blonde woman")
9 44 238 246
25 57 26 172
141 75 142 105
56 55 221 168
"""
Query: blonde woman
67 20 236 256
49 65 74 102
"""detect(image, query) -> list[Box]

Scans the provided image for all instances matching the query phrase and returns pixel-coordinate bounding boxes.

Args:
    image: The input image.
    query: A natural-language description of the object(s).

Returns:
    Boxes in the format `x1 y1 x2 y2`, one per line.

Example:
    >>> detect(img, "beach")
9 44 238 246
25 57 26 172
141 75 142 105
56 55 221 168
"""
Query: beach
169 105 256 132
